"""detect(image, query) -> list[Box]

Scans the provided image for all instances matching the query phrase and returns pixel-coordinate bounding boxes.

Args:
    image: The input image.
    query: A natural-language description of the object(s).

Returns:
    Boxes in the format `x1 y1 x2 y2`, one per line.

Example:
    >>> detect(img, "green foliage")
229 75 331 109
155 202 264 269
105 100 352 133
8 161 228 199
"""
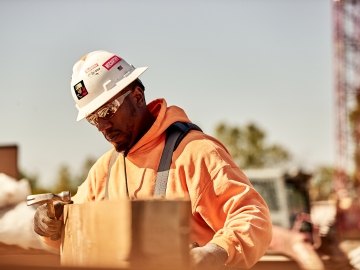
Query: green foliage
214 122 290 169
73 157 96 188
19 170 51 194
51 157 96 195
20 156 96 195
349 92 360 187
53 164 72 194
309 166 336 201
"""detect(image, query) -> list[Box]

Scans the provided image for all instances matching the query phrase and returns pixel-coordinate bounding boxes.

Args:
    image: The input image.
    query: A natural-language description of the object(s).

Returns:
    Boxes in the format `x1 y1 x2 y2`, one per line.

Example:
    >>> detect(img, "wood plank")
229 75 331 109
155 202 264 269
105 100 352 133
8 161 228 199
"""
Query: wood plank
61 200 191 269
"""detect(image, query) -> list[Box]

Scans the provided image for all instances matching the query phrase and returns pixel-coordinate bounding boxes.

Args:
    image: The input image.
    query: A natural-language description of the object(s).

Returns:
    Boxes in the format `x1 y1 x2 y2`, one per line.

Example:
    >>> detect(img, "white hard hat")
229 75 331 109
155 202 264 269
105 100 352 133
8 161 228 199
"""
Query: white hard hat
71 50 148 121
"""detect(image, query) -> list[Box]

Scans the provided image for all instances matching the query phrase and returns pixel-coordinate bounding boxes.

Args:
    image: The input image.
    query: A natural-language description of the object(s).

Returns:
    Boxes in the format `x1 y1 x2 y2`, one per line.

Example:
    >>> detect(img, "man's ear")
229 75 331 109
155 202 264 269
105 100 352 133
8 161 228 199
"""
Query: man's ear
132 86 145 106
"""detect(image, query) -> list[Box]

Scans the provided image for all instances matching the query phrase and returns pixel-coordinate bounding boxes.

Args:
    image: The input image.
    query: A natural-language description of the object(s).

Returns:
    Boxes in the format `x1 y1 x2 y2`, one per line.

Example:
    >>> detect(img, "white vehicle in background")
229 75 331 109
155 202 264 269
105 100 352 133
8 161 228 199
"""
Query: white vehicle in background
245 168 351 270
245 168 293 229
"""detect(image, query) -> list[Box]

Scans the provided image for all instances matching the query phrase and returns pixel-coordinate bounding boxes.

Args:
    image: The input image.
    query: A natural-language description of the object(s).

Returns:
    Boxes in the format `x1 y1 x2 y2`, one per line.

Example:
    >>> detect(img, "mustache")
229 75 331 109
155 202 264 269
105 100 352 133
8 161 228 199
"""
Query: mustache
103 130 121 140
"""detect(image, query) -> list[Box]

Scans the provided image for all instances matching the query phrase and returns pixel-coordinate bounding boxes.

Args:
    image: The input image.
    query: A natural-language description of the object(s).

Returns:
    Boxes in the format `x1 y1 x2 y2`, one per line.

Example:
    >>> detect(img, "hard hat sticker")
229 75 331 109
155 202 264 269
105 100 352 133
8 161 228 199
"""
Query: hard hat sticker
85 63 99 73
74 80 88 100
102 55 121 70
85 63 100 77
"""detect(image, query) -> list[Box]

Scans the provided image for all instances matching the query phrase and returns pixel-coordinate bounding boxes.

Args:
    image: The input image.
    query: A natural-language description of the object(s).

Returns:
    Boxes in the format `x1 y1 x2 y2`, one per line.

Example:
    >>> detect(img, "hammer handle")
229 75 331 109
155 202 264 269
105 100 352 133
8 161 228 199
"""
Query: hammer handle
47 202 61 241
46 202 56 219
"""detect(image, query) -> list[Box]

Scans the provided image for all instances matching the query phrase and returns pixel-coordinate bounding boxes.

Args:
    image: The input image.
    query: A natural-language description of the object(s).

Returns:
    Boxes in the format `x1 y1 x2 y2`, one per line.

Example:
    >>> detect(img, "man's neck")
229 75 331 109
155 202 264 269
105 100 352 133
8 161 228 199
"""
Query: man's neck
138 109 156 138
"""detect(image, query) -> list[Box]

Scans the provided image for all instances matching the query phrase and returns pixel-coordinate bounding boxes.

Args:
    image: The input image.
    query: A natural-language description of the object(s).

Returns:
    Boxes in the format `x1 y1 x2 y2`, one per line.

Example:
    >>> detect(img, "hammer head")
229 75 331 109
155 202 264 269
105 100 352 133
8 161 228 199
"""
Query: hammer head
26 191 71 206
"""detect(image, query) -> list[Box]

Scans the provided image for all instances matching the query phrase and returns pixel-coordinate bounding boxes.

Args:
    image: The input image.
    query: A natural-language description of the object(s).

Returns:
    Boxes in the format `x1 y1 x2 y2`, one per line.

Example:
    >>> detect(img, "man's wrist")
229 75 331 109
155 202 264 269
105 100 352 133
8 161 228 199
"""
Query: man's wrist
205 243 228 263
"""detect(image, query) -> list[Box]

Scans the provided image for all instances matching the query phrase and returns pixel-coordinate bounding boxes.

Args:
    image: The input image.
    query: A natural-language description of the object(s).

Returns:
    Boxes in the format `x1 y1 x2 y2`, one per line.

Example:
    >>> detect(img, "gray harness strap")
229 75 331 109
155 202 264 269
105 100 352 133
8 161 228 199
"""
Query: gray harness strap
154 122 202 197
154 128 184 197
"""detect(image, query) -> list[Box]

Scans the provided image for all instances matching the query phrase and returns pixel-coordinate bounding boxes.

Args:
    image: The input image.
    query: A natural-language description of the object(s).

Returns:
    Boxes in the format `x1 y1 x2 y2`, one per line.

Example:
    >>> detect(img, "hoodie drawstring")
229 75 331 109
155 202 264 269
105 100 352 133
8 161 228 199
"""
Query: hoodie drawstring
123 153 129 197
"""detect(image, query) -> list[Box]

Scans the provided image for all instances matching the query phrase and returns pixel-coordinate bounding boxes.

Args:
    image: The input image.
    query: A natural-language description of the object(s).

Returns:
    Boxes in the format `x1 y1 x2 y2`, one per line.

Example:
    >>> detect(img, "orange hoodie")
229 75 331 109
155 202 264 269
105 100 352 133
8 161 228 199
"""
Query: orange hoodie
45 99 272 268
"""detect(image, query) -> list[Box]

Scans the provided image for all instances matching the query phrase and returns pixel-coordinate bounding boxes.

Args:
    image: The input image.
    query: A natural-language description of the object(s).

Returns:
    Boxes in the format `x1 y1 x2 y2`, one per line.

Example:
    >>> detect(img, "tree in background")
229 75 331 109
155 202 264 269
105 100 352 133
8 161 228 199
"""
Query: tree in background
19 170 51 194
73 157 96 189
309 166 336 201
23 156 96 195
214 122 290 168
349 90 360 190
53 164 73 194
52 157 96 195
214 122 339 201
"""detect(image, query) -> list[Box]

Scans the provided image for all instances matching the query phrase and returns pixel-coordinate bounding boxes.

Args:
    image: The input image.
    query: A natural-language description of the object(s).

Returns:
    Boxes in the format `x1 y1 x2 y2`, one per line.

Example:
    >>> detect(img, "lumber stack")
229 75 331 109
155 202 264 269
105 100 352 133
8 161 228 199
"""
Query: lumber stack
61 200 191 269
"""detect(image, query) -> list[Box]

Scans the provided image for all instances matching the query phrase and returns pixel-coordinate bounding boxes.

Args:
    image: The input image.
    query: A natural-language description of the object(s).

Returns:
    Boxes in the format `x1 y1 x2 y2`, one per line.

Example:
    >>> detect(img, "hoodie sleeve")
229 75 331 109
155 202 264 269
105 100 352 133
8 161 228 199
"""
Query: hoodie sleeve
180 136 272 268
204 165 272 268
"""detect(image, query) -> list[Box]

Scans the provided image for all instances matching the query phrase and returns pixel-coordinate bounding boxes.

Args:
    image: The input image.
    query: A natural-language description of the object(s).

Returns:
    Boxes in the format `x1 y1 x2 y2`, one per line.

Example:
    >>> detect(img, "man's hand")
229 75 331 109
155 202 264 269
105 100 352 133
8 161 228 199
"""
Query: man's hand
33 202 64 240
190 243 228 270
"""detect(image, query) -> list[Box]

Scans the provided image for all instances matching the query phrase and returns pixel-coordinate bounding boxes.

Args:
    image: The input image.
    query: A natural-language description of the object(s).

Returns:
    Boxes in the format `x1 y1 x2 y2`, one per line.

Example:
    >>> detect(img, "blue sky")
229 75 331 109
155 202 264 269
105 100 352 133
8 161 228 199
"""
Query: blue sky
0 0 333 187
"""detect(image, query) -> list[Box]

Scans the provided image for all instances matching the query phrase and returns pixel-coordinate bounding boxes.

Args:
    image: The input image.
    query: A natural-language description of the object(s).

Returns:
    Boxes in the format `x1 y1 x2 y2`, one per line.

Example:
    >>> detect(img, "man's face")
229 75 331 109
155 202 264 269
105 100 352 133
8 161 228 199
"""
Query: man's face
89 86 146 153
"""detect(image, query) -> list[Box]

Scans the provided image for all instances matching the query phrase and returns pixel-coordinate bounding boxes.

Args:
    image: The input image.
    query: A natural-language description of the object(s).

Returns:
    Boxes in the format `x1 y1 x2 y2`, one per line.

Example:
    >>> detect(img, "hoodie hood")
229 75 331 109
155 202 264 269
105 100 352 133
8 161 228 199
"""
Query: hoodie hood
128 98 191 154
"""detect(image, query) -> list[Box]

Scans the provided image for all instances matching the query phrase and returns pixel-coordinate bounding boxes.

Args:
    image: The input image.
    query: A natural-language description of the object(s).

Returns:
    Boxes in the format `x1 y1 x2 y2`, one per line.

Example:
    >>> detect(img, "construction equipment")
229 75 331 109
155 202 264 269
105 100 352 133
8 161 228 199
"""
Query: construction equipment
246 168 323 269
333 0 360 198
245 168 354 270
245 168 312 230
332 1 360 268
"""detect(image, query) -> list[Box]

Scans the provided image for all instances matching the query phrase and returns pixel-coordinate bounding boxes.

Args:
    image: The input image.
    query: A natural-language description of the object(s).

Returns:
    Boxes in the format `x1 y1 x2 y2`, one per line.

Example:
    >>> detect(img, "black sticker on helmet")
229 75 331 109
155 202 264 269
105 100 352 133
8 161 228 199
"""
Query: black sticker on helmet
74 80 88 100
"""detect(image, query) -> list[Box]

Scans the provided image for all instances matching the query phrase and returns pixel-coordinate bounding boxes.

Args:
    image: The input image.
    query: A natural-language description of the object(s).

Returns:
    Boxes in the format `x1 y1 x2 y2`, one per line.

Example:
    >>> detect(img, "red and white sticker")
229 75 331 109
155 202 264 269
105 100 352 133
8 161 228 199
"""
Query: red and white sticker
102 55 122 70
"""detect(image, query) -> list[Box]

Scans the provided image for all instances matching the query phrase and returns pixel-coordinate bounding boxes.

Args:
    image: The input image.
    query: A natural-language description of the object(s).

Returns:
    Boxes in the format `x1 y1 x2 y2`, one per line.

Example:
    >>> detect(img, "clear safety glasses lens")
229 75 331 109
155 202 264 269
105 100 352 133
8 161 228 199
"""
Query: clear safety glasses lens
86 91 131 126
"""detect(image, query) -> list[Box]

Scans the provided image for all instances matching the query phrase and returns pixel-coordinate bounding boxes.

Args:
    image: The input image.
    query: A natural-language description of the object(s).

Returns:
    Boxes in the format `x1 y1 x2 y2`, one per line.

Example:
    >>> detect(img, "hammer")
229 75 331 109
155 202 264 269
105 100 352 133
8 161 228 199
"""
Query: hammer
27 191 72 240
26 191 72 218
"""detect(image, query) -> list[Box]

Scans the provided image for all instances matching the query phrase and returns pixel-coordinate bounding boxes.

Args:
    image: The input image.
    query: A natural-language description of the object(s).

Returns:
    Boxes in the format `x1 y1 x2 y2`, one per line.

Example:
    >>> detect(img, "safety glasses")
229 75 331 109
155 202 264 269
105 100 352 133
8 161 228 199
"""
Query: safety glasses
86 91 131 126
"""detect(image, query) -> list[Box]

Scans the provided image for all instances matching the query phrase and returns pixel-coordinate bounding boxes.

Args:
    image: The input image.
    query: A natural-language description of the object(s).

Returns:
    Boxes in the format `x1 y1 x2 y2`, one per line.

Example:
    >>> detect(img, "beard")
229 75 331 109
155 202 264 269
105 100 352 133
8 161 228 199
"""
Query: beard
114 140 130 153
108 130 136 154
109 134 130 153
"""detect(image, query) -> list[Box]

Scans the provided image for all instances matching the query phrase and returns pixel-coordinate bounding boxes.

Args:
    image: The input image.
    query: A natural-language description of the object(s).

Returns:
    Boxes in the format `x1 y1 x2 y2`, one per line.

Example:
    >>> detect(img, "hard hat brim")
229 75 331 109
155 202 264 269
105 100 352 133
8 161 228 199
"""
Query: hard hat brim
76 66 148 121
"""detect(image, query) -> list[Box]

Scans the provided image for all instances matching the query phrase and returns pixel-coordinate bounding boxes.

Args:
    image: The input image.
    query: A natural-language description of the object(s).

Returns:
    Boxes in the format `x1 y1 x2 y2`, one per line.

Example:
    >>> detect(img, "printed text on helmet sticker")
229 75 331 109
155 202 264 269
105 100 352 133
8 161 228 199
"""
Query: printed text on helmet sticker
102 55 122 70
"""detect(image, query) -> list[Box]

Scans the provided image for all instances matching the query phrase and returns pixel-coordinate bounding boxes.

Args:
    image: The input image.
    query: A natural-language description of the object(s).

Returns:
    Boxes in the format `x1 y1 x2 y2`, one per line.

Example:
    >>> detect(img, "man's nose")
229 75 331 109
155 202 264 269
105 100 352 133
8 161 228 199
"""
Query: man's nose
97 118 112 131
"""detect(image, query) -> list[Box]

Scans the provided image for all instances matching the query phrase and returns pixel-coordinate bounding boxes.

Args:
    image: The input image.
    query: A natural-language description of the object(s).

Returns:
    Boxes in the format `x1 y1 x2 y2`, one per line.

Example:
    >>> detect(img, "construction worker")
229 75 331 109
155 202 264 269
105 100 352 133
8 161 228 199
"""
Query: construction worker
33 50 272 270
